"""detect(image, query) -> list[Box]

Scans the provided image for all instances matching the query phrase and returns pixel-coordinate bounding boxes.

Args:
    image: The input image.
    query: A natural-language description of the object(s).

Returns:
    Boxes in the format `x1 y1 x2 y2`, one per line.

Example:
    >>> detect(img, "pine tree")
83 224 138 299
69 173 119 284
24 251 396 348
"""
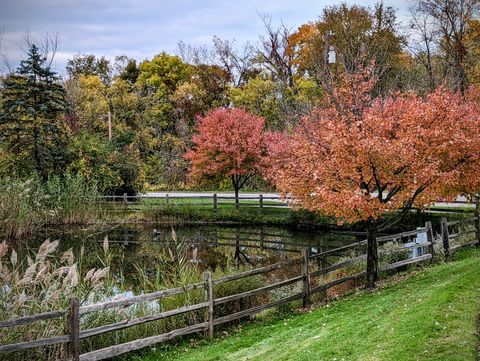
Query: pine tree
0 44 70 180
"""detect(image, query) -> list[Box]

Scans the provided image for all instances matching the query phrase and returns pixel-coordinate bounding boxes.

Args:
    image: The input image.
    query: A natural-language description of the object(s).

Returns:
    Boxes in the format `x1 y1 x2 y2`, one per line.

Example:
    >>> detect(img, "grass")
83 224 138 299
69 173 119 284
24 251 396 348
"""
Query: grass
134 198 471 232
138 200 335 228
0 175 105 239
135 248 480 361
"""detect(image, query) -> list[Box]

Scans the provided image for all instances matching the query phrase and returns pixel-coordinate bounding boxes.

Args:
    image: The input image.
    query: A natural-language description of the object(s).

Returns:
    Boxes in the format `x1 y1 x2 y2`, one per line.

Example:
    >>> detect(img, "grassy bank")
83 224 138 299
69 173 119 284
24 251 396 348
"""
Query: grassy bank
134 199 469 232
138 202 334 228
135 248 480 361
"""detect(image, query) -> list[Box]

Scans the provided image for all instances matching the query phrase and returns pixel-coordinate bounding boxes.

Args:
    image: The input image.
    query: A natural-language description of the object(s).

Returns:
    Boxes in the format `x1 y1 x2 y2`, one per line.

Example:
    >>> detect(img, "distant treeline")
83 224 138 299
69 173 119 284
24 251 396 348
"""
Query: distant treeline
1 1 479 194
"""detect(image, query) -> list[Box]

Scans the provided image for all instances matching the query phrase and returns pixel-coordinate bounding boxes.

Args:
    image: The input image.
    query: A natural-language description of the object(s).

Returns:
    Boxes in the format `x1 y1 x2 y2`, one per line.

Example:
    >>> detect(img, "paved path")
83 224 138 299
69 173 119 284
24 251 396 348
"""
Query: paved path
143 192 475 208
144 191 280 199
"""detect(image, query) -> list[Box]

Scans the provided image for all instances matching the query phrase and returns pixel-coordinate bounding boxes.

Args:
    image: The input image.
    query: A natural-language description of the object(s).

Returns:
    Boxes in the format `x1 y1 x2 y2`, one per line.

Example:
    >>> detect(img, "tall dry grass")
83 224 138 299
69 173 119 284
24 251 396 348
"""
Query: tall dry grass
0 174 104 239
0 232 267 360
0 239 109 360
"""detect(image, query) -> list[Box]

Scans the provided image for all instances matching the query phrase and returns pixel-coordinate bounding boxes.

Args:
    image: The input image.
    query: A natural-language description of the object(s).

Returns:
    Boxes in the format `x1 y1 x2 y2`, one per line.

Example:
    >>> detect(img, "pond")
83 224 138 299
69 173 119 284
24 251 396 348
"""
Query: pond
12 224 361 294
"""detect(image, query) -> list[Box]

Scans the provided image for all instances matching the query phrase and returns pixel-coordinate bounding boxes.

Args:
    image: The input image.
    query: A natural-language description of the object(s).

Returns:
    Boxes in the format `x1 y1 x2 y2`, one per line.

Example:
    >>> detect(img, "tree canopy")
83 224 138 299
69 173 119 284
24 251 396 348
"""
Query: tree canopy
266 70 480 287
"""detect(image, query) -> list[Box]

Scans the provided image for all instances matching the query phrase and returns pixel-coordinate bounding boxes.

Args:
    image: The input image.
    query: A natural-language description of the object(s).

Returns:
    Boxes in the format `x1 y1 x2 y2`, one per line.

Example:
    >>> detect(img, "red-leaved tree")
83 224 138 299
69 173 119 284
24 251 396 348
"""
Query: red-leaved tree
185 107 267 207
267 72 480 288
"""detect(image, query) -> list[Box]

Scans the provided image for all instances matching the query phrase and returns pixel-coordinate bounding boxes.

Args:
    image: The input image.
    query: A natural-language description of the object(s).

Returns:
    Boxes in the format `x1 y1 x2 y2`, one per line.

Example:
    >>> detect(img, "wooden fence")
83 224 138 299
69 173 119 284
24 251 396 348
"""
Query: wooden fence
1 218 479 361
100 194 479 215
102 193 288 210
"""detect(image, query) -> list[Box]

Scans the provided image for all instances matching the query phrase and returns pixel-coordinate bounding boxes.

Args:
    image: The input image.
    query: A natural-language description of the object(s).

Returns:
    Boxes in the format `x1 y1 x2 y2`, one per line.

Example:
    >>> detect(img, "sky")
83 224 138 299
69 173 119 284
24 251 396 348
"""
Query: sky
0 0 410 74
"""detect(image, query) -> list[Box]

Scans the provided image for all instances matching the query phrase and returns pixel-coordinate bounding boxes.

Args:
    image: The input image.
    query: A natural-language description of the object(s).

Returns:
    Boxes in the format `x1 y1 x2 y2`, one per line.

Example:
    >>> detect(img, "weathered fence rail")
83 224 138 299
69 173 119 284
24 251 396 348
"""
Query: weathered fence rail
2 217 479 360
101 194 480 215
101 193 289 211
441 216 480 257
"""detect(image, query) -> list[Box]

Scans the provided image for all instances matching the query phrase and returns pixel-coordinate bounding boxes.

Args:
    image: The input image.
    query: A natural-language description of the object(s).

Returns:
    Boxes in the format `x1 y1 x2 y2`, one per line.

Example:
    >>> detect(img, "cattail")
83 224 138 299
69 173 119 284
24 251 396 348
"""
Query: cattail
17 276 32 286
36 240 59 262
63 264 79 289
54 266 71 277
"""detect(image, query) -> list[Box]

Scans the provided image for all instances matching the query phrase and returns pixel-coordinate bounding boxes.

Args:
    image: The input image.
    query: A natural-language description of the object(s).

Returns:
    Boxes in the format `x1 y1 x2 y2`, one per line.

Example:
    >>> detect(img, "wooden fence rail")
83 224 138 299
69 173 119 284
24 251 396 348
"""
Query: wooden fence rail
101 193 289 211
441 216 480 257
100 194 480 214
2 217 479 360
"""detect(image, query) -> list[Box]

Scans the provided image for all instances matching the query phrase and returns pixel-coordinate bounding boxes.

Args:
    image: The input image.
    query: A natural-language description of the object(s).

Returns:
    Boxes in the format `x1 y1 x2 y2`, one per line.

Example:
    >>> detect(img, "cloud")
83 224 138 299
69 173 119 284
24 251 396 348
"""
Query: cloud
0 0 410 72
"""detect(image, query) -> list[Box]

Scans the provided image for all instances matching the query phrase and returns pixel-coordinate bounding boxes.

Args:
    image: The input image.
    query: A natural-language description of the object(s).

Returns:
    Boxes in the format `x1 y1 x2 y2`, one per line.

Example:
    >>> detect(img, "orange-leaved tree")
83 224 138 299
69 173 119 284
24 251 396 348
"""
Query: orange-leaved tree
185 107 267 208
266 71 480 288
443 85 480 241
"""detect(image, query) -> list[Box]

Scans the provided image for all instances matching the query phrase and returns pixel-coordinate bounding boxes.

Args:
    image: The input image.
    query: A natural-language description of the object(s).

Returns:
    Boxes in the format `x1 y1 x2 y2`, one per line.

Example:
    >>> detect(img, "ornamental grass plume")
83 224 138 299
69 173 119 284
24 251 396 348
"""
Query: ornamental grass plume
0 239 109 360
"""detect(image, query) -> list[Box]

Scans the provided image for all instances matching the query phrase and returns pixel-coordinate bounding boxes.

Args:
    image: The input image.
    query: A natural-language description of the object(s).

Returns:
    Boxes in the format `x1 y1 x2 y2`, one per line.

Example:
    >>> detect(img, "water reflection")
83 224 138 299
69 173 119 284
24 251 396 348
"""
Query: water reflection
14 225 361 292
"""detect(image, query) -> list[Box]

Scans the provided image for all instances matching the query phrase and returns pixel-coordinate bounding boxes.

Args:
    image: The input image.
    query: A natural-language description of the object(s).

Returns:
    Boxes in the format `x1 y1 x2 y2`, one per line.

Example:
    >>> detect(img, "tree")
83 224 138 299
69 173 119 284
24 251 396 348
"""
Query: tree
412 0 480 93
119 58 140 84
228 75 282 129
66 53 112 84
185 108 267 208
287 2 405 94
0 44 70 180
256 15 295 88
66 54 133 141
266 70 480 288
212 36 257 88
465 19 480 85
408 5 440 92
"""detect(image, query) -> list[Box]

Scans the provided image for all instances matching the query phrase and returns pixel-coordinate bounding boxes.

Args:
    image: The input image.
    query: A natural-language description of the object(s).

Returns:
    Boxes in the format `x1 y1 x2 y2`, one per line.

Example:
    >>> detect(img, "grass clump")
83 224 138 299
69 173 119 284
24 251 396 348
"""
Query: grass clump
0 239 110 361
0 174 104 239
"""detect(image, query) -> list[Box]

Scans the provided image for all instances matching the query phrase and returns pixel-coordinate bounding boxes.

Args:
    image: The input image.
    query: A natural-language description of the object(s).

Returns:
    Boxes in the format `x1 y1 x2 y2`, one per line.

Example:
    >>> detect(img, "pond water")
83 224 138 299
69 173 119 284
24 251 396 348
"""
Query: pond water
13 224 361 293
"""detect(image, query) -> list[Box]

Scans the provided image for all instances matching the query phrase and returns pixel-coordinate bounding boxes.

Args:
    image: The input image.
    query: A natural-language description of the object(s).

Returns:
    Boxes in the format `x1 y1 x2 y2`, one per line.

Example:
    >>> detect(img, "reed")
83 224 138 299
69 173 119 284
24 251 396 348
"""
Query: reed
0 174 104 239
1 231 266 360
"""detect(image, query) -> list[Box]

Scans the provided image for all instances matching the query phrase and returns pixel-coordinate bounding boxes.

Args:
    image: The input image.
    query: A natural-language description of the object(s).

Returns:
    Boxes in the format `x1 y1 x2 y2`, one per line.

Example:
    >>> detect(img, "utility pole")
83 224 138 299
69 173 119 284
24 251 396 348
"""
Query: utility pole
107 110 112 142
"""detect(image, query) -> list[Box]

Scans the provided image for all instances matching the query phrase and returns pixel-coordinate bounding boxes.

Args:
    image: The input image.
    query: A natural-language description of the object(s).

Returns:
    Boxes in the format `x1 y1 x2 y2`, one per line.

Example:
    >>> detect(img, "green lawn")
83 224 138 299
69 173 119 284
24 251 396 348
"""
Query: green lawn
134 248 480 361
136 200 335 227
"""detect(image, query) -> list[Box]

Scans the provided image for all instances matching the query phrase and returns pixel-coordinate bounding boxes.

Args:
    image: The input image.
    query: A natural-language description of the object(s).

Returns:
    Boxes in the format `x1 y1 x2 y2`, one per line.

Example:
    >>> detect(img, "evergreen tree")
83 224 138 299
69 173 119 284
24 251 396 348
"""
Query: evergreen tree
0 44 70 180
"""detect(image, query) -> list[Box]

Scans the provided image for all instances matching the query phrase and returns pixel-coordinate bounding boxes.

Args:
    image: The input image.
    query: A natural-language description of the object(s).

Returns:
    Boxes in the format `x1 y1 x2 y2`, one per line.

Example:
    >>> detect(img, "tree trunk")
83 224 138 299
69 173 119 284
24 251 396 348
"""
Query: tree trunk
366 220 378 289
231 175 240 209
234 186 239 209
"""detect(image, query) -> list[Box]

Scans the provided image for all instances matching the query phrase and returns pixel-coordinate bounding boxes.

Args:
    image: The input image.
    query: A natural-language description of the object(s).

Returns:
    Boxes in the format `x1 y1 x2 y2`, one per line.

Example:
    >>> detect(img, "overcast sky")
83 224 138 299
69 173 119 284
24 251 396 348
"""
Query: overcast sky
0 0 410 74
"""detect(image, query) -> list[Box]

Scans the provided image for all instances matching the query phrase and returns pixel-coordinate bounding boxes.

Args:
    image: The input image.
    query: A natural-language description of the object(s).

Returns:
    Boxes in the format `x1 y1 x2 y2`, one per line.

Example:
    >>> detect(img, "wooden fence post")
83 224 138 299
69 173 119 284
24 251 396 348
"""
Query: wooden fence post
165 193 169 205
441 217 451 260
213 193 217 211
259 194 264 209
301 249 310 308
203 271 214 339
123 193 127 205
475 197 480 246
425 221 435 262
67 298 80 361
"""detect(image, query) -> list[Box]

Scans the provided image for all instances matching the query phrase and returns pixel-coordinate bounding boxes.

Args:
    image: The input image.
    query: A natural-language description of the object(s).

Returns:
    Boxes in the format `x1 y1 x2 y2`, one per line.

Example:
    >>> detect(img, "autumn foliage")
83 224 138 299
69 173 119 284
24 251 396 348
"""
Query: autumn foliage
185 108 267 204
266 71 480 287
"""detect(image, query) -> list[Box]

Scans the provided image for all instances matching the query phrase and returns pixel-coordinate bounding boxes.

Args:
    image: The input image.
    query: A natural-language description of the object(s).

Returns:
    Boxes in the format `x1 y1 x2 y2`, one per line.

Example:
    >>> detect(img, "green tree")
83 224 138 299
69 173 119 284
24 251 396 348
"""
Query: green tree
288 2 405 94
0 44 70 180
228 75 281 129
